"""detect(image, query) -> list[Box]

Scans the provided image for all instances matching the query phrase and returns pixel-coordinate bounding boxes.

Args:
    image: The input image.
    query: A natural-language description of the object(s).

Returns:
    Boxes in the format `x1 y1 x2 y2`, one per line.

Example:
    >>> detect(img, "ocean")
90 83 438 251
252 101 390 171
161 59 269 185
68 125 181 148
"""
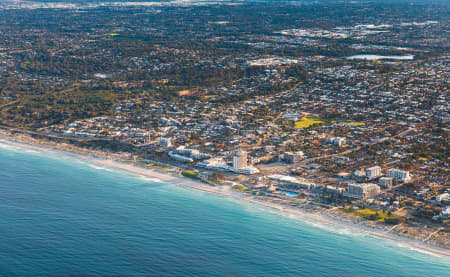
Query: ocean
0 143 449 276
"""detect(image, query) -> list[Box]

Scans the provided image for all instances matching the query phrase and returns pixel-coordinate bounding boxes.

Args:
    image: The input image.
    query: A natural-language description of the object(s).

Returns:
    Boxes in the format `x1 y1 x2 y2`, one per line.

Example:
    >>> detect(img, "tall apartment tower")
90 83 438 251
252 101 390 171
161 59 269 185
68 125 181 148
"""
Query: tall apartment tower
233 151 248 169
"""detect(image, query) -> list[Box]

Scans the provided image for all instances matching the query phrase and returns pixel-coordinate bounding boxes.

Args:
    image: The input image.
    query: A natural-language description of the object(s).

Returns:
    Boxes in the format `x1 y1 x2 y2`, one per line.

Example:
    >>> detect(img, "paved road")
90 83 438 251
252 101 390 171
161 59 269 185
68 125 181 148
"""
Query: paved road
0 125 113 143
0 100 19 109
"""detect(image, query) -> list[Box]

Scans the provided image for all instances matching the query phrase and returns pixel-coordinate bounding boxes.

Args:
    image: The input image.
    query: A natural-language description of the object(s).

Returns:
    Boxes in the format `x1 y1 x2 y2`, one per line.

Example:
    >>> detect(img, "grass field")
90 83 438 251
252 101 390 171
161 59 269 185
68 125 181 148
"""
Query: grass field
294 117 365 129
202 95 217 100
340 207 404 224
182 170 199 179
232 184 250 192
294 117 326 128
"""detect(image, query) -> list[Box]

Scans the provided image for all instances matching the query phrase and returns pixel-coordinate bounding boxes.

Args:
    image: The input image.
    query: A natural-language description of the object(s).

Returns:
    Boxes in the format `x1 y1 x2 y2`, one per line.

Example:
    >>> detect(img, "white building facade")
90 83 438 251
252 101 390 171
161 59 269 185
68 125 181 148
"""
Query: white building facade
387 169 410 182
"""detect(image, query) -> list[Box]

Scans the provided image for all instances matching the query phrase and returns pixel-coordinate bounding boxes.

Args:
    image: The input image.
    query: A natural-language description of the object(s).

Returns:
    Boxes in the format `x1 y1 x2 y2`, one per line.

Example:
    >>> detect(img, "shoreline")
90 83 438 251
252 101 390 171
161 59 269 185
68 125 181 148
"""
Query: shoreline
0 136 449 258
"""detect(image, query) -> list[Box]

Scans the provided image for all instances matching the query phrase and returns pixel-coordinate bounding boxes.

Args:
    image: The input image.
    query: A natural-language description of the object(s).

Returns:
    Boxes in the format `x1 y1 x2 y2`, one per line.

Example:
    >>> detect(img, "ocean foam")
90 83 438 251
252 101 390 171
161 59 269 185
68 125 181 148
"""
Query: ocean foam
137 175 164 183
0 142 19 151
87 164 114 172
393 242 444 258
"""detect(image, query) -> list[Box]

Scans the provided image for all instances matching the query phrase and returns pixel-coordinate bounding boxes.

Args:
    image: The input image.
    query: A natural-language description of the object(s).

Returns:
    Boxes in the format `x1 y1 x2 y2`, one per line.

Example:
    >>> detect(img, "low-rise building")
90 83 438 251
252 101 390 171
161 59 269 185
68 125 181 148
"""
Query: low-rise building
433 206 450 221
268 174 315 190
326 137 346 146
436 193 449 203
174 147 210 160
168 151 193 163
282 151 304 164
197 156 259 175
157 137 172 148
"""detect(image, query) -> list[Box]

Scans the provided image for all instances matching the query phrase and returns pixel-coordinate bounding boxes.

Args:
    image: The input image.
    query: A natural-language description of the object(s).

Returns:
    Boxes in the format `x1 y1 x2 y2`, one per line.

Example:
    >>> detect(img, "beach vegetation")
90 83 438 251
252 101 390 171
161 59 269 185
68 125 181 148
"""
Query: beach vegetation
142 161 171 169
208 172 224 184
340 207 405 224
232 184 250 192
182 170 199 179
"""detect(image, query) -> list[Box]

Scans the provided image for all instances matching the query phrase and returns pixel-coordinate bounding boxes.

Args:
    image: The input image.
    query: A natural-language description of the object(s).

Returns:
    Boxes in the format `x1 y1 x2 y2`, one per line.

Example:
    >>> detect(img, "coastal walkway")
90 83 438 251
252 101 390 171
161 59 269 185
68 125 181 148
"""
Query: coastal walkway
385 224 402 233
424 227 444 242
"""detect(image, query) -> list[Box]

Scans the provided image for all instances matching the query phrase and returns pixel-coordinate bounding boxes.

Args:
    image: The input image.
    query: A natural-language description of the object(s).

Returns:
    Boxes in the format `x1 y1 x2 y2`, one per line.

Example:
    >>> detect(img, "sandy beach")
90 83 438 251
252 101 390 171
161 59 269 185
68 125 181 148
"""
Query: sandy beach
0 136 449 258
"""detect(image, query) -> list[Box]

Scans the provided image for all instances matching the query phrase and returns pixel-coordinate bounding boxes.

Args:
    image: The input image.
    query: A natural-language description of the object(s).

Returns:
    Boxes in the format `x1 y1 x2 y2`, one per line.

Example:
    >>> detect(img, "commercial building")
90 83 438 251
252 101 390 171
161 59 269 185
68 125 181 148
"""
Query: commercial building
441 207 450 219
268 174 315 190
197 158 230 172
168 151 193 163
174 147 210 160
157 137 172 148
344 183 380 199
365 166 382 180
282 151 304 164
197 154 259 175
387 168 410 182
326 137 346 147
379 177 393 189
328 186 346 196
433 206 450 221
436 193 449 203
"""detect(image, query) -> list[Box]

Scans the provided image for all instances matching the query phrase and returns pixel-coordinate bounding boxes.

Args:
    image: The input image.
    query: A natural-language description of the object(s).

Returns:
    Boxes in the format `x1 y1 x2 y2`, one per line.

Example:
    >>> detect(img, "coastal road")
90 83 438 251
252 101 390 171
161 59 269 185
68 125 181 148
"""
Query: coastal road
0 125 115 143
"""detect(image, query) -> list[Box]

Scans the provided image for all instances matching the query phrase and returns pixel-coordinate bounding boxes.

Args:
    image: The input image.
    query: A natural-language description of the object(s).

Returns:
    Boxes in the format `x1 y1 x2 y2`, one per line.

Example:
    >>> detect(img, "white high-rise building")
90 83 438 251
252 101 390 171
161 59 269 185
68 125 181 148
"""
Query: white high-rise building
221 150 260 175
387 169 410 182
233 151 247 169
365 166 382 180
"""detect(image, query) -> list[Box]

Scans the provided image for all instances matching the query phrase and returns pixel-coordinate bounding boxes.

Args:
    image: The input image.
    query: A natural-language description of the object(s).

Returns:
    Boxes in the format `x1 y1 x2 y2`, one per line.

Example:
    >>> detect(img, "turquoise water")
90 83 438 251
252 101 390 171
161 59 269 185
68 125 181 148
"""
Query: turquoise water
0 143 449 276
276 189 299 197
